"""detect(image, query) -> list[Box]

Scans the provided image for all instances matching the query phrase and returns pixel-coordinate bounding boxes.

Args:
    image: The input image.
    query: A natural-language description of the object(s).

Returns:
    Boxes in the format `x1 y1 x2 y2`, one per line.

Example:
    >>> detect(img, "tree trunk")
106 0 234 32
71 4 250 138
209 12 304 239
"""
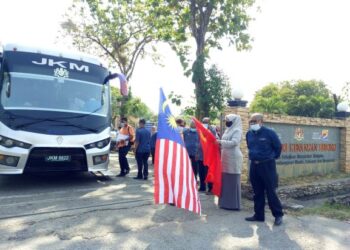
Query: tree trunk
190 0 213 120
192 53 209 120
120 96 128 118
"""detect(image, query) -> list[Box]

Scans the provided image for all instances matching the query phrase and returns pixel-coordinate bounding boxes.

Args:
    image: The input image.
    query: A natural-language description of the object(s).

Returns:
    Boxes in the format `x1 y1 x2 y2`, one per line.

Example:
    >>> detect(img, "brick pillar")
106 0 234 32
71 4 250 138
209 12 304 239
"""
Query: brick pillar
224 106 250 175
340 117 350 173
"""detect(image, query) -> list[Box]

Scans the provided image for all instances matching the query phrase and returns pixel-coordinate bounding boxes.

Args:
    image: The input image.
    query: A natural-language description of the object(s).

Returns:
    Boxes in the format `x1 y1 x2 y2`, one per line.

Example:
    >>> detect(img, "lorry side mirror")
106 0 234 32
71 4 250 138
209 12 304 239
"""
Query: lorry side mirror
3 73 11 98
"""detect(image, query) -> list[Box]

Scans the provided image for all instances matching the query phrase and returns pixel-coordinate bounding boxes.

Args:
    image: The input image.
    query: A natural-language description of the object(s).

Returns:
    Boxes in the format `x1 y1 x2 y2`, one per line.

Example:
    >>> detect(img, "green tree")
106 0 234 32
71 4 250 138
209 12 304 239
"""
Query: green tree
124 96 155 120
61 0 162 117
153 0 256 118
205 64 232 119
110 86 122 121
249 83 287 114
61 0 161 79
339 82 350 105
250 80 335 118
166 64 231 120
168 91 183 106
110 86 154 121
61 0 255 119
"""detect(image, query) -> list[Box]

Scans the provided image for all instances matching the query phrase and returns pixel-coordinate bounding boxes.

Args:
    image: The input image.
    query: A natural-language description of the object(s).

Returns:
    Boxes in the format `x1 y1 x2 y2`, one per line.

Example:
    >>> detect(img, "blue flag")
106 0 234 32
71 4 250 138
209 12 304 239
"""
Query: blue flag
157 88 184 146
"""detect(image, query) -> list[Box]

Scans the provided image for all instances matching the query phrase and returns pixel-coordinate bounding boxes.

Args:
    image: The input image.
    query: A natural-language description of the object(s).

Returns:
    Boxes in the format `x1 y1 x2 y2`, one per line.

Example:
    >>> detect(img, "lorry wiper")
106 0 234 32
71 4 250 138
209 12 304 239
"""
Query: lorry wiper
15 118 59 129
15 118 100 133
57 124 99 133
3 105 104 121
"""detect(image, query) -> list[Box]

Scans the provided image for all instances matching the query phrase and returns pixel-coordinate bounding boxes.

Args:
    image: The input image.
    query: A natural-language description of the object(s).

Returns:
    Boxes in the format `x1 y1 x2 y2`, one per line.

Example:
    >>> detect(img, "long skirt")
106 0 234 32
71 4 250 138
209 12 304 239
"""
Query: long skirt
218 173 241 210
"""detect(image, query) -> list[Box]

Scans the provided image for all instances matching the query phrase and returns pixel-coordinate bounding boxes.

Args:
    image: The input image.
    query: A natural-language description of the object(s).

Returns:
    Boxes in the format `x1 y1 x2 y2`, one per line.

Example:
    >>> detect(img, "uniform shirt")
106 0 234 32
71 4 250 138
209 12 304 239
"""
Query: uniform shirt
208 125 218 139
150 132 157 150
246 126 282 161
117 125 135 148
135 127 151 153
183 128 203 160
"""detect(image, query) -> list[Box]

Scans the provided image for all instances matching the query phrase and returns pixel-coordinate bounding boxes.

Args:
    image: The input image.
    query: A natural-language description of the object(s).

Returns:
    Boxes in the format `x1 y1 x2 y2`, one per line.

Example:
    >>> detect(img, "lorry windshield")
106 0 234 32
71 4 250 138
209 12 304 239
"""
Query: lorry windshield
0 50 111 135
1 72 108 116
0 51 110 116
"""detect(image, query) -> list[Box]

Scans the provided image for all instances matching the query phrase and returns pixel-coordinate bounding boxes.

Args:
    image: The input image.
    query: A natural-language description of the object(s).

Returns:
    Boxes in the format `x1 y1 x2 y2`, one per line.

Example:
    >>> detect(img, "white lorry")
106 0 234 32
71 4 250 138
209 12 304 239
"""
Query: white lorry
0 43 117 174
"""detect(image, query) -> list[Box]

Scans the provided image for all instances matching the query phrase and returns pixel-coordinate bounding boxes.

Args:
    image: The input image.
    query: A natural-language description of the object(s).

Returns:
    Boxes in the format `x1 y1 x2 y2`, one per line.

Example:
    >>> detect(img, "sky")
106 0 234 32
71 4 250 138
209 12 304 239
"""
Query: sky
1 0 350 114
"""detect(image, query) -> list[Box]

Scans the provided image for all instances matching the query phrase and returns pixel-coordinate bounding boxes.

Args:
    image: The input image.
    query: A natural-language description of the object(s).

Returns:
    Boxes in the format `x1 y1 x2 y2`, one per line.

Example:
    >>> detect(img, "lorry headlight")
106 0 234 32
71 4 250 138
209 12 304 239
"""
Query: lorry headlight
0 135 31 149
93 154 108 165
0 154 20 167
84 138 110 149
5 139 14 147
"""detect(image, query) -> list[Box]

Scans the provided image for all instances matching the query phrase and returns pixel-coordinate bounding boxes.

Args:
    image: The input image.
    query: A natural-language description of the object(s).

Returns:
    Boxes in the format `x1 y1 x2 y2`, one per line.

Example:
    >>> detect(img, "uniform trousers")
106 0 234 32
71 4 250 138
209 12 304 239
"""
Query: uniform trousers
135 152 150 178
249 160 284 220
198 161 213 192
118 145 131 174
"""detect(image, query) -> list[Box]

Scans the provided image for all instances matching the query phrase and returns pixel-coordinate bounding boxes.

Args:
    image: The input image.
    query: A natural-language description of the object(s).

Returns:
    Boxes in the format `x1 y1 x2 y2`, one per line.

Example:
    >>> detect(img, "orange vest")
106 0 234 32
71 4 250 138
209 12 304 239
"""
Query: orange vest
117 125 135 147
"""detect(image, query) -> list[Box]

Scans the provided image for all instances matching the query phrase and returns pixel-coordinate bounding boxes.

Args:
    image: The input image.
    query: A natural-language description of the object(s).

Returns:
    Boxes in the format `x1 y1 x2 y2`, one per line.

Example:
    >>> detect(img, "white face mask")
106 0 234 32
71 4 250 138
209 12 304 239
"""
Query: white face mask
120 122 125 127
203 124 208 129
250 124 261 131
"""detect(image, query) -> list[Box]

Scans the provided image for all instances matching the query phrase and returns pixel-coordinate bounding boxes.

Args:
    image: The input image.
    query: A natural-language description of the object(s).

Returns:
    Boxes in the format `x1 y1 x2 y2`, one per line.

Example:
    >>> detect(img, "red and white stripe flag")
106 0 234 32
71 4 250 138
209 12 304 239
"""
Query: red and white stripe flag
154 89 201 214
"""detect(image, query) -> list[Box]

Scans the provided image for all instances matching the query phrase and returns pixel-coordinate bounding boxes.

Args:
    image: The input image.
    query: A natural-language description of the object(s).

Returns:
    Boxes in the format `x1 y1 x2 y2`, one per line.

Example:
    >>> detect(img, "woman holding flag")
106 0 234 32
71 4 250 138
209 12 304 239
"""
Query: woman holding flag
217 114 243 210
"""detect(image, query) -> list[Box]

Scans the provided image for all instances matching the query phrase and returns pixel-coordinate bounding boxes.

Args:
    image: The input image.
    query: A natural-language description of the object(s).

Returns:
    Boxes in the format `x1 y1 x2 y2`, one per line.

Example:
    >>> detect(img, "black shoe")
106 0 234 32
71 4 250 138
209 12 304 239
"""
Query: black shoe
220 207 240 211
245 215 264 222
143 177 148 180
274 216 283 226
198 188 206 192
116 173 126 177
133 176 143 180
125 169 130 175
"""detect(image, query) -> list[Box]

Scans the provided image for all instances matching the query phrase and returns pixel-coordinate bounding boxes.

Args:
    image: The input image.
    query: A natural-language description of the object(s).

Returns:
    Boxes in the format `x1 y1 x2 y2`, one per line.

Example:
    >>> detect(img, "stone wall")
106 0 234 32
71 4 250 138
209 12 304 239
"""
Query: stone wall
224 106 350 176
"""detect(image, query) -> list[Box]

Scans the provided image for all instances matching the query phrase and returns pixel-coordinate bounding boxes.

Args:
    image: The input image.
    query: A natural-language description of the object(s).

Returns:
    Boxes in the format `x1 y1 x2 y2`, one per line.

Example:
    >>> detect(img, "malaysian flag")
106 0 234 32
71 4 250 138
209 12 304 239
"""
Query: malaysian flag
154 88 201 214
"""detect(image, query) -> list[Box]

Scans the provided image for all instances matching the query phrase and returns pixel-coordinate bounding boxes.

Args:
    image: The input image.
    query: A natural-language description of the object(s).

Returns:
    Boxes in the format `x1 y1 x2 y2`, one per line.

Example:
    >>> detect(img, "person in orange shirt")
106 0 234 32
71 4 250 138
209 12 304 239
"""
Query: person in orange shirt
116 117 135 177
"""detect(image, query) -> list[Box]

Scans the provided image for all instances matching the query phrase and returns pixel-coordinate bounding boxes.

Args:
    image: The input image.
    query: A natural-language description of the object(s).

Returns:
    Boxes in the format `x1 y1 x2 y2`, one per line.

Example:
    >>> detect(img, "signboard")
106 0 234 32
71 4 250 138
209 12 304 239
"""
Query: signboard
264 123 340 177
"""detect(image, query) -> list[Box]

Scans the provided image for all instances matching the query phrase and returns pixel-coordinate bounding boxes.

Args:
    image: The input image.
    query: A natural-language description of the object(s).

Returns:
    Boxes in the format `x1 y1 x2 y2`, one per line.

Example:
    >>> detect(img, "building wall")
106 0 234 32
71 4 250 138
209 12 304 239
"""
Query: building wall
224 106 350 177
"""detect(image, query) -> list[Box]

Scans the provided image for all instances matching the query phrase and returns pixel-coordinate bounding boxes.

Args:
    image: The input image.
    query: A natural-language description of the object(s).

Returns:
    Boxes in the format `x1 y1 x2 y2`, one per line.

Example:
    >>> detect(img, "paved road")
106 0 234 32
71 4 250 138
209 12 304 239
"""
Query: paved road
0 153 349 249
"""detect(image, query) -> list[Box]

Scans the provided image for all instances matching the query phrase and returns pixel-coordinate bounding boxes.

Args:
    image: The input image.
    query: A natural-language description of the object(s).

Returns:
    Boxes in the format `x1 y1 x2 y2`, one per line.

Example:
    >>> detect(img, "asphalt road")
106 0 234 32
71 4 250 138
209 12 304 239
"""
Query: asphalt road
0 152 349 250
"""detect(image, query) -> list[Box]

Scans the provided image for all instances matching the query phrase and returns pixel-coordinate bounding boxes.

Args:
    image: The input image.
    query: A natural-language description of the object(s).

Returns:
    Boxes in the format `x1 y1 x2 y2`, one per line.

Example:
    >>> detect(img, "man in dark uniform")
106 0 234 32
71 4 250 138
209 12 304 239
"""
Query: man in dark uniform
245 113 284 226
134 119 151 180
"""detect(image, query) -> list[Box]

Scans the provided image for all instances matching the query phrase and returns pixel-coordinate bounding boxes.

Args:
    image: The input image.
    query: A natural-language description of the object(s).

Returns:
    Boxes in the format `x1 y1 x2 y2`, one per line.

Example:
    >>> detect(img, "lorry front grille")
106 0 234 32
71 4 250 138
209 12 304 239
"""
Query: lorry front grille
24 147 88 172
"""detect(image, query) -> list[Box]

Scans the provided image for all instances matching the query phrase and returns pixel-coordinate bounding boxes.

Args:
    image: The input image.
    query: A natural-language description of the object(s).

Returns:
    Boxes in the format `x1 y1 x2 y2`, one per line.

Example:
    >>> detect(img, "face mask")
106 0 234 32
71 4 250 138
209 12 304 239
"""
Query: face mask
120 122 125 127
250 124 261 131
190 128 196 132
225 121 233 127
203 124 208 129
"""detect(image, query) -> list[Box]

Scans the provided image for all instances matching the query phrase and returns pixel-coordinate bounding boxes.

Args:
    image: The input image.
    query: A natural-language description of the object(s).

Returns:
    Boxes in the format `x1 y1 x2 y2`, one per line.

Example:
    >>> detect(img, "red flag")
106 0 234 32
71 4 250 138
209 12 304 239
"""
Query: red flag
193 117 222 197
154 89 201 214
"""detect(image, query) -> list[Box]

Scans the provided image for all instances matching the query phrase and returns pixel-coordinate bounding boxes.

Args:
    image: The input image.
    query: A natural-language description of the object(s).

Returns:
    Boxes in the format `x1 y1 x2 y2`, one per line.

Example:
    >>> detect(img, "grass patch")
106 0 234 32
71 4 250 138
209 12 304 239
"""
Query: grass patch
241 171 350 186
293 202 350 221
279 172 350 186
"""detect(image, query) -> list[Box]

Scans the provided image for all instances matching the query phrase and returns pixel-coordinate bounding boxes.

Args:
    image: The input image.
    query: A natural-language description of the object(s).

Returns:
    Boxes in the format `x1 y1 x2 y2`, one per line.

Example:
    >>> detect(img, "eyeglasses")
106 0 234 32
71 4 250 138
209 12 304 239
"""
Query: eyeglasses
249 120 258 125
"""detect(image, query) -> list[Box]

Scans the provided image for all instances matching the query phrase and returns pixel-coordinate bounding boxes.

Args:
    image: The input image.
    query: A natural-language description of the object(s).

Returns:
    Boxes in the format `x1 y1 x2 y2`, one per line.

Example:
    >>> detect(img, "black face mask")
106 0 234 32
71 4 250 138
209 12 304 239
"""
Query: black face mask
225 121 233 127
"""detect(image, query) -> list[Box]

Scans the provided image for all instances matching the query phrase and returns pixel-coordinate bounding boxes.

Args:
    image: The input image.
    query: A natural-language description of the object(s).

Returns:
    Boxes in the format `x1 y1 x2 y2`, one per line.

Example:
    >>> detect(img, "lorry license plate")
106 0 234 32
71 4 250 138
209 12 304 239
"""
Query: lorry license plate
45 155 71 162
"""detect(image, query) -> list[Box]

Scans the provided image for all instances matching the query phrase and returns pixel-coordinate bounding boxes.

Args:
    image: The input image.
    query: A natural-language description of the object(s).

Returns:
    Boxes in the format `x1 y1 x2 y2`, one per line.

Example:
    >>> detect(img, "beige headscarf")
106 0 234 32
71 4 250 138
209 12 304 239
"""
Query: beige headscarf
224 114 242 138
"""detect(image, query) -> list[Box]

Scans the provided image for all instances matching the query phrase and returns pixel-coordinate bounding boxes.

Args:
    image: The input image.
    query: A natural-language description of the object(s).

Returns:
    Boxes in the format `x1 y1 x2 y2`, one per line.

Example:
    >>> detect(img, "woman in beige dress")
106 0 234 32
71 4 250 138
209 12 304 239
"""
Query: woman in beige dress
217 114 243 210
